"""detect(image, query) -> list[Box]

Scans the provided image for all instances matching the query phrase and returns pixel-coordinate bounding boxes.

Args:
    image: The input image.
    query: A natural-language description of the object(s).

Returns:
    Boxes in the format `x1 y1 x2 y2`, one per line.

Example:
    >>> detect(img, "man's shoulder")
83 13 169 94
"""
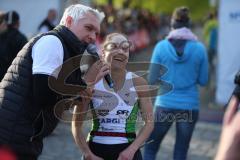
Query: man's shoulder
32 34 64 58
36 34 62 45
32 34 63 52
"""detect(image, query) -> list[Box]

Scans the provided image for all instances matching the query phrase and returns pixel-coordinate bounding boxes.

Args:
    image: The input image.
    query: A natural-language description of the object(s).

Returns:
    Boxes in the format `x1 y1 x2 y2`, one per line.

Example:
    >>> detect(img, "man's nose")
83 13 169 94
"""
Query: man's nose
89 32 97 43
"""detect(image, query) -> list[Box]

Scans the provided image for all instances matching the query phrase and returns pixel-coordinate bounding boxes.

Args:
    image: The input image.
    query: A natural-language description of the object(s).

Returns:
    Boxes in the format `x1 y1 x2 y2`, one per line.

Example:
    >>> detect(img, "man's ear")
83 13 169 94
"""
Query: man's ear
65 16 73 28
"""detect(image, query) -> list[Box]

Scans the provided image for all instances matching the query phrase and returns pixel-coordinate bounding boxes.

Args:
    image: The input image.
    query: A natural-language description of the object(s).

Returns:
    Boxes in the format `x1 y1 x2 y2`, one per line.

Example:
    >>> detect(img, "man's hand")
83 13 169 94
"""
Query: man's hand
215 96 240 160
84 60 110 87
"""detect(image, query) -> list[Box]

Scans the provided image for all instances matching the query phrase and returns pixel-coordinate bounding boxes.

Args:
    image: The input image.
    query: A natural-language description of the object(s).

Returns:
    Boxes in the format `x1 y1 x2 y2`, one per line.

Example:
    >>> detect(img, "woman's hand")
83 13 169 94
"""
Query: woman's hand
117 147 137 160
84 60 110 88
83 152 104 160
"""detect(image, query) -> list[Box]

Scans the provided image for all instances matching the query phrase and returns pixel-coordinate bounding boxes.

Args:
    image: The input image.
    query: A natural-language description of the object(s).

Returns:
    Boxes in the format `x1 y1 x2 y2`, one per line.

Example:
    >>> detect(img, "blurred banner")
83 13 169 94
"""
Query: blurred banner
216 0 240 105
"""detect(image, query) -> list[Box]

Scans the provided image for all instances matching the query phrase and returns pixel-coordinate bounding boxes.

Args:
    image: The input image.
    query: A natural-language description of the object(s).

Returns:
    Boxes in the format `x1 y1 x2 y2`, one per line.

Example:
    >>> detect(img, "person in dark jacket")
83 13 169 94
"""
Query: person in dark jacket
0 4 107 160
38 9 57 33
0 11 7 34
0 10 28 81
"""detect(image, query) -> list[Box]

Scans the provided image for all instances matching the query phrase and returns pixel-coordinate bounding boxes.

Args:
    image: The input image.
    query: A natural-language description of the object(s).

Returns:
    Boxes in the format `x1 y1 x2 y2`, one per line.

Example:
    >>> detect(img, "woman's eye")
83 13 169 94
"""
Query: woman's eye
105 43 117 50
122 43 130 49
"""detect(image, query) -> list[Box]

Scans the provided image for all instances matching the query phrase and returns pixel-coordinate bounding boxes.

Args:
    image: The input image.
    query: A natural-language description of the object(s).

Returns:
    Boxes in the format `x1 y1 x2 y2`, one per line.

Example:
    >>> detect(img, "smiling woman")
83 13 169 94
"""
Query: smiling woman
101 33 131 72
72 33 154 160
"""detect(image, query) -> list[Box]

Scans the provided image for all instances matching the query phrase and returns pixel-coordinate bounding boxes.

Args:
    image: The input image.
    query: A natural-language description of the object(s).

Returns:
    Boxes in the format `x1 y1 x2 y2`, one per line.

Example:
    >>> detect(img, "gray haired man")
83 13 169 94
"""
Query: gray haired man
0 4 107 160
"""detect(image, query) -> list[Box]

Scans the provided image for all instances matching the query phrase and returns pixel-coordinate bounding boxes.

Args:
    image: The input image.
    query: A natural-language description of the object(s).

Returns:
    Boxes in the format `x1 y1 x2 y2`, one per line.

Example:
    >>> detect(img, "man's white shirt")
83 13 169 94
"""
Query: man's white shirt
32 35 64 78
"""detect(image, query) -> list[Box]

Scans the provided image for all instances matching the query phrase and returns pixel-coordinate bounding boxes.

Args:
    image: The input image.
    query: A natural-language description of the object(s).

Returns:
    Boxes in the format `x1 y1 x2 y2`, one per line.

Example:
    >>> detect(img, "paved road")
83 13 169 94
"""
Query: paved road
39 121 221 160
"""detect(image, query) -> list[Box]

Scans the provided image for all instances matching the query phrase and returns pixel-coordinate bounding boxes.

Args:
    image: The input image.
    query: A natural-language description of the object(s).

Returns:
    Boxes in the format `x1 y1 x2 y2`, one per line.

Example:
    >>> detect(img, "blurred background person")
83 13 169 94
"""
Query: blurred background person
0 11 7 33
203 11 218 89
0 10 28 81
0 11 7 81
144 6 208 160
38 9 57 33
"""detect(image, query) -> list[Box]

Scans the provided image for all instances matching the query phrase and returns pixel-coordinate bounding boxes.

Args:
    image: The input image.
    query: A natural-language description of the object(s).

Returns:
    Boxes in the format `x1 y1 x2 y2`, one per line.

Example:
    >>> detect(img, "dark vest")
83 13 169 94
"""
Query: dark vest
0 25 87 156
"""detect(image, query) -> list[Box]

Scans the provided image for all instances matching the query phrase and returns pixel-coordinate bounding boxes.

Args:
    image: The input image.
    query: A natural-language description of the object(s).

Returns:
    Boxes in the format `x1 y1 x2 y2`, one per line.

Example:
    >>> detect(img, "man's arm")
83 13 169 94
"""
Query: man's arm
31 35 64 137
32 35 64 108
33 74 59 108
32 74 60 138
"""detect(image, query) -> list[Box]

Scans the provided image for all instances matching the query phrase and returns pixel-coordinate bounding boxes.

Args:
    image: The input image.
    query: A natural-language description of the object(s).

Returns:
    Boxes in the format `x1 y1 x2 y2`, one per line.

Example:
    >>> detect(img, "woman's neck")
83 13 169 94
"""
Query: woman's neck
110 68 126 91
111 68 126 80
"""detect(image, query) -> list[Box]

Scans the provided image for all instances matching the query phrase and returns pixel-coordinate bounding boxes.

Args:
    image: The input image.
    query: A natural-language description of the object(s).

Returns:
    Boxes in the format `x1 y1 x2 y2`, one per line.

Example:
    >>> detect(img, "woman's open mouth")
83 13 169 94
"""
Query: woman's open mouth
113 57 124 62
113 55 127 62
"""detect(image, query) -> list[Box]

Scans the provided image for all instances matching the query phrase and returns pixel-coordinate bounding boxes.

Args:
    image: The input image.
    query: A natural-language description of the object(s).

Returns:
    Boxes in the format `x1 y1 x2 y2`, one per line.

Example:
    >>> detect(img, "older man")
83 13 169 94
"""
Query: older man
0 4 106 160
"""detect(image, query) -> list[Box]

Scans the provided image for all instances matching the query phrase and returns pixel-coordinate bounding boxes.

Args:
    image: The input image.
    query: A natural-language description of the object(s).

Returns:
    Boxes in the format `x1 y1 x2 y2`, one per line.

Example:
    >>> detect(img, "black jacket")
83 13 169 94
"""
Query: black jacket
0 25 87 156
0 28 28 81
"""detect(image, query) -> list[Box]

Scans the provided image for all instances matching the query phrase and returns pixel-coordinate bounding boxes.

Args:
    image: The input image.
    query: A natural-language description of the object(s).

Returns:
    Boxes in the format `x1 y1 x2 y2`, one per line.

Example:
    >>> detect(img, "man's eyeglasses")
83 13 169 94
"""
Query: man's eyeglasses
104 41 133 52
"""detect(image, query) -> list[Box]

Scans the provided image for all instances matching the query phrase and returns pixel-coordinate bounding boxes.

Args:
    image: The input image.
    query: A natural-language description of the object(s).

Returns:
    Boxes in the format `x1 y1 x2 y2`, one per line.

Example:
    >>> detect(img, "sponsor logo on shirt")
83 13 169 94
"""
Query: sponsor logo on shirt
97 110 109 116
116 110 129 116
99 118 121 124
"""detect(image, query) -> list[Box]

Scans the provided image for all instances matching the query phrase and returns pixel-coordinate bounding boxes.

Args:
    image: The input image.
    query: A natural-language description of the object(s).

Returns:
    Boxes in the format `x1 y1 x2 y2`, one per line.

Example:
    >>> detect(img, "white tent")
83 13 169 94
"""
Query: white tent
216 0 240 105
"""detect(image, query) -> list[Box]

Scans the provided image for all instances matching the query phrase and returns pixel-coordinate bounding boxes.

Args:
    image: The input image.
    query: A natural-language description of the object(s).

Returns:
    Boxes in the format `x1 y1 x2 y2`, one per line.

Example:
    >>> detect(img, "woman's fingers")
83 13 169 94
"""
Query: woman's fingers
101 64 110 72
100 64 110 76
94 62 110 82
85 59 110 86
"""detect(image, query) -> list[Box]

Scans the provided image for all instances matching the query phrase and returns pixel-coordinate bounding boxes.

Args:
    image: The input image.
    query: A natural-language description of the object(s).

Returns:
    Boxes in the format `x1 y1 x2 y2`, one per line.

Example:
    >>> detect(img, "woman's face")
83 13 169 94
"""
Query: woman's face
102 34 131 69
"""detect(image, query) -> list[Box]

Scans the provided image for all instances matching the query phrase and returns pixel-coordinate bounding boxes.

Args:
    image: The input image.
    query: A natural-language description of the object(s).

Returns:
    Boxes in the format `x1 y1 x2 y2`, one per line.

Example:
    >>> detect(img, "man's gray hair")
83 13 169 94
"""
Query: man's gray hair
60 4 105 25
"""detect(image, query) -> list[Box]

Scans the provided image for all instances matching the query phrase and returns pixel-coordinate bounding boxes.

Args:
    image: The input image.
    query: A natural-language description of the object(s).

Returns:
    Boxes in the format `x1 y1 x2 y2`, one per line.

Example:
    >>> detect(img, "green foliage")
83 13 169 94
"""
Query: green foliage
94 0 211 21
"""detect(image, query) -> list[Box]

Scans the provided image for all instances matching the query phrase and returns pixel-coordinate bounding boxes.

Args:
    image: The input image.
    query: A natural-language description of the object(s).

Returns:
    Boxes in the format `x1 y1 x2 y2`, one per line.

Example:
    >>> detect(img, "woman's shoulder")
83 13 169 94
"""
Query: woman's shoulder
131 73 148 90
131 74 151 99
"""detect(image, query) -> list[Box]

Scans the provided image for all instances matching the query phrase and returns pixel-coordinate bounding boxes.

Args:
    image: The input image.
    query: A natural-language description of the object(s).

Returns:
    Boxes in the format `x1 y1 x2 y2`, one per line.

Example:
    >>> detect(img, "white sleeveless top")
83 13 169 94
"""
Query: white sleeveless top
88 72 139 144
